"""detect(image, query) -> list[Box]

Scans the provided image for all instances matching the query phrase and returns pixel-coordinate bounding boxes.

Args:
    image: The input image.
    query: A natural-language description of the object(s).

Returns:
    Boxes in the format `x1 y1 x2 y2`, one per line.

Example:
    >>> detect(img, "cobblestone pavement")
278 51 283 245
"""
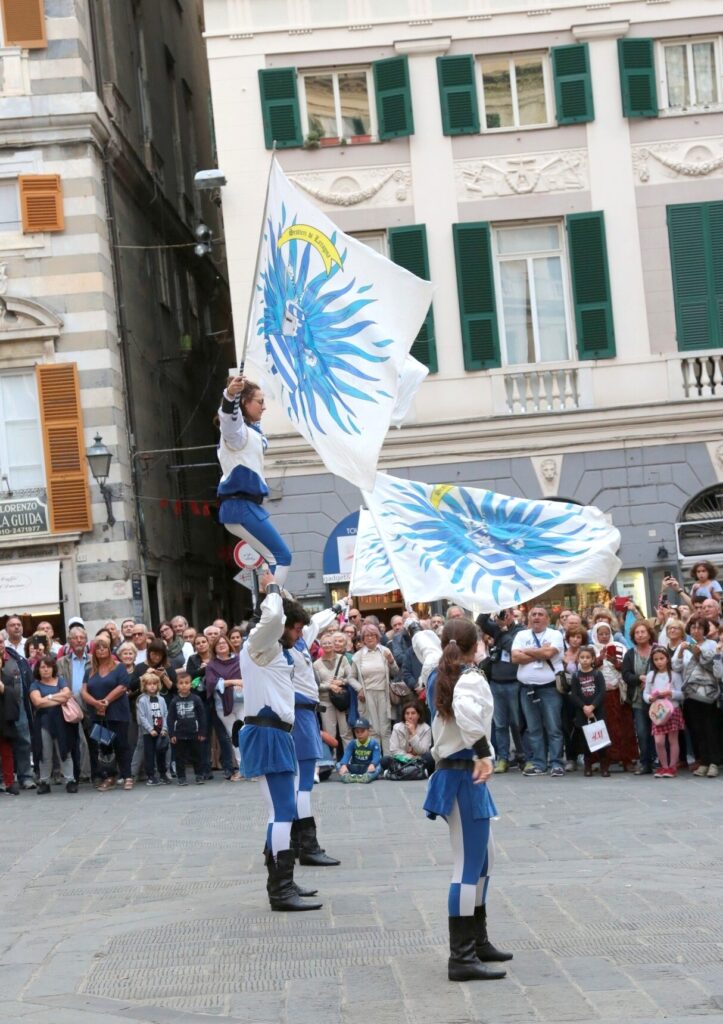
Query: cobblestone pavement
1 769 721 1024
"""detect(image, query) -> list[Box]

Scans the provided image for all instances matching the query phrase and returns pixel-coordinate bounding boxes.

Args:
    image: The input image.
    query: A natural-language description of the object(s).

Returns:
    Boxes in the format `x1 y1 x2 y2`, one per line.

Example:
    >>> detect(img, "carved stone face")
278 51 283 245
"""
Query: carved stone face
541 458 557 482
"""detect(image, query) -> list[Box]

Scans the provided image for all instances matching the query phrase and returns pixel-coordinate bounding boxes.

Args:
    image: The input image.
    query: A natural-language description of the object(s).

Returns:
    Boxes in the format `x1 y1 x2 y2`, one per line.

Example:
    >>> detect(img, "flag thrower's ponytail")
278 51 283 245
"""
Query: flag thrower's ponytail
434 619 479 720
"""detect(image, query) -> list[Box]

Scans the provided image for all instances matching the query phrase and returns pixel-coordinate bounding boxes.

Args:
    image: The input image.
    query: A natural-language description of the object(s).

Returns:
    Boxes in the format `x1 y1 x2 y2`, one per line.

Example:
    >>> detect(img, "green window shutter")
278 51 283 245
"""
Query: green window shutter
437 54 479 135
618 38 658 117
373 56 414 139
566 212 616 360
452 222 500 370
667 202 723 350
551 44 594 124
388 225 437 373
258 68 302 149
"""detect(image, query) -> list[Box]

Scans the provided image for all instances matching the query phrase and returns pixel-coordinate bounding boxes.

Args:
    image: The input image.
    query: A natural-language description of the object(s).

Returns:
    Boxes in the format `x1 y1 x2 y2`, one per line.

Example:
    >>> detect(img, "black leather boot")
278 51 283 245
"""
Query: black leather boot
448 916 506 981
266 849 322 912
474 905 513 962
297 816 340 866
263 846 317 897
290 818 301 860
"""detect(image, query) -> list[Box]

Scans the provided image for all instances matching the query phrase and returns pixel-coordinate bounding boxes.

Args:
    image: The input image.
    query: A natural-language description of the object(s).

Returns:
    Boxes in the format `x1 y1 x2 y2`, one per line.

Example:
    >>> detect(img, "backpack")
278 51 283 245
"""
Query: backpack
383 755 427 781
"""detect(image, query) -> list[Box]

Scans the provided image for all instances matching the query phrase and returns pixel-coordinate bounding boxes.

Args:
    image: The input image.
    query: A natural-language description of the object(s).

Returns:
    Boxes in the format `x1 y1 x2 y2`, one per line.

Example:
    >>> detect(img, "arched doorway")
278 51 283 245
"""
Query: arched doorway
676 485 723 564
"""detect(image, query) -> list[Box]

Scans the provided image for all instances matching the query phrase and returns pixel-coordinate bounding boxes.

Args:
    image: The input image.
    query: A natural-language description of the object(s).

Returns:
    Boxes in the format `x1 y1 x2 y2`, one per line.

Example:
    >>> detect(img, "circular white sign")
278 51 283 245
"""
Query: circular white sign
233 541 264 570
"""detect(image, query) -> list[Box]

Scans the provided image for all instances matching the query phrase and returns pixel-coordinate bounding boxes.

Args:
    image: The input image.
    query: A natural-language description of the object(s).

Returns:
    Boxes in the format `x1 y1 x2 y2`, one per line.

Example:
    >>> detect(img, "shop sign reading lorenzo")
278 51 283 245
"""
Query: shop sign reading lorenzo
0 496 49 537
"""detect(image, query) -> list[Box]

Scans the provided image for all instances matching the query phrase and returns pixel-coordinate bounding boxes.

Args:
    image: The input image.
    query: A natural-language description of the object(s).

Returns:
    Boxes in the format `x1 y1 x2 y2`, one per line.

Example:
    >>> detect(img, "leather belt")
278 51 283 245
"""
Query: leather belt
219 492 264 505
437 758 475 772
243 715 292 733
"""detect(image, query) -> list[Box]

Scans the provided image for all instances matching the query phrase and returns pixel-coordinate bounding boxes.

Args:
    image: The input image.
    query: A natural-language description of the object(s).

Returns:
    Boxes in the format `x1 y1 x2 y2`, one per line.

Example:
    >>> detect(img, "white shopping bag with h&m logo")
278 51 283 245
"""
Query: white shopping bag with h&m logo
582 717 611 753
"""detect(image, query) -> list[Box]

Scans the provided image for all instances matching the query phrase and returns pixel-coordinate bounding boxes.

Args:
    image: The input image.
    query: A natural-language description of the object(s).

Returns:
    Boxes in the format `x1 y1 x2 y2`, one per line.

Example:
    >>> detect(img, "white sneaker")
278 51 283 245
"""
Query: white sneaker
707 764 719 778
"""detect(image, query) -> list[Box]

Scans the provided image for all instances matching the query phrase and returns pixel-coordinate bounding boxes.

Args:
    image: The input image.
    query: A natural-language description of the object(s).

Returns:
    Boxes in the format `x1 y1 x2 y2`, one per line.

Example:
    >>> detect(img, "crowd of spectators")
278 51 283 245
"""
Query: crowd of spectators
1 561 721 795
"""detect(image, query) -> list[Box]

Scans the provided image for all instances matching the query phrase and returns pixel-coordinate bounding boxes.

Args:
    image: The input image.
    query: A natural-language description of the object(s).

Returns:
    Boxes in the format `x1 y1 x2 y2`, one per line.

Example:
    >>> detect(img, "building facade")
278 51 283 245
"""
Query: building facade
0 0 235 637
204 0 723 616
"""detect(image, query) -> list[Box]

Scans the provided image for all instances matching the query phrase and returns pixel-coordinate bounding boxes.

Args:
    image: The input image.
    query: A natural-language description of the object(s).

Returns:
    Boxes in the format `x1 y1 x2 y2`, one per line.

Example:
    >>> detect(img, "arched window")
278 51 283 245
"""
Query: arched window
676 486 723 560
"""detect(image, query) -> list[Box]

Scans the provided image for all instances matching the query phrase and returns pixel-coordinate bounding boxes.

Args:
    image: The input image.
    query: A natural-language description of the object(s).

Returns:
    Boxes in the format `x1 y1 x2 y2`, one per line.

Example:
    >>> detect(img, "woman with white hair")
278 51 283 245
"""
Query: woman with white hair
349 623 397 755
590 621 638 771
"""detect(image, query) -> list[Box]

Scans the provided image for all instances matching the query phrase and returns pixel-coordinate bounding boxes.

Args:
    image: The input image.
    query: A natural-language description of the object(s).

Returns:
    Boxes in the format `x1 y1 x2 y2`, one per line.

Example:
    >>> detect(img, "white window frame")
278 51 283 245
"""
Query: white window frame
479 51 554 133
658 37 723 114
0 370 46 491
299 66 378 143
350 230 388 258
492 221 575 367
0 154 50 255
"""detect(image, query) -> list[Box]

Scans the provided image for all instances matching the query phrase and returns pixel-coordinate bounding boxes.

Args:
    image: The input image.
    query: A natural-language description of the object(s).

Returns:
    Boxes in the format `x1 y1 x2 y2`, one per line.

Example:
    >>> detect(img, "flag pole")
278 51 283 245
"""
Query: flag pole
232 142 277 420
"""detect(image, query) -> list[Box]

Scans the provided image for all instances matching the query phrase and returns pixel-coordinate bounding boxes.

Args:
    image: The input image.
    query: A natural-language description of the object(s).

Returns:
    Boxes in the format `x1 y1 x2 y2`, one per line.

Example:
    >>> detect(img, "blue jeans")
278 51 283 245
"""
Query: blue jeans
521 685 564 771
633 705 653 768
491 682 521 762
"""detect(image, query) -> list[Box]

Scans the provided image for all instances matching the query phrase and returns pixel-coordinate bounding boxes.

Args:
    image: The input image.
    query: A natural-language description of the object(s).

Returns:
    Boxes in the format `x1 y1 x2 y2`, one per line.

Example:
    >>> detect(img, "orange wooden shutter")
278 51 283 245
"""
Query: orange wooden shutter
36 363 93 533
1 0 46 48
19 175 64 233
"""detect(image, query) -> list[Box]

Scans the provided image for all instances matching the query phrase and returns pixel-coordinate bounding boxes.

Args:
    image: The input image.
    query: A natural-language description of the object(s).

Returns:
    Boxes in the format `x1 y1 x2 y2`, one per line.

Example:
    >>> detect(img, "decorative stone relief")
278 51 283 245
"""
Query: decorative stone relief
288 165 412 208
632 139 723 183
455 150 587 199
530 454 563 498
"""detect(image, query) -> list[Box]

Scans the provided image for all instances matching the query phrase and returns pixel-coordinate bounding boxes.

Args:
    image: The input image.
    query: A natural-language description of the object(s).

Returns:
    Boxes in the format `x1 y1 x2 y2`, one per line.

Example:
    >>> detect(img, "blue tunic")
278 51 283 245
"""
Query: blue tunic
423 667 497 821
293 695 323 761
238 705 297 777
423 765 498 821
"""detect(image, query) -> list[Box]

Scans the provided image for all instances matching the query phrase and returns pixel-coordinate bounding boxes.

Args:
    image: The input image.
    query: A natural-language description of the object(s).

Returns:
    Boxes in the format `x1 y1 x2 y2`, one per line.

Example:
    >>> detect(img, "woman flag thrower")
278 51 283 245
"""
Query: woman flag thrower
217 375 292 585
423 618 512 982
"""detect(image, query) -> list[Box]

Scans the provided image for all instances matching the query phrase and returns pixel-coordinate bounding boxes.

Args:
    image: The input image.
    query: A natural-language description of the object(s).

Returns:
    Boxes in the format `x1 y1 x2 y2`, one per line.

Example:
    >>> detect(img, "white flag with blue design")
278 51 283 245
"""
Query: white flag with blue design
363 473 622 610
349 508 398 596
245 160 434 491
390 355 429 428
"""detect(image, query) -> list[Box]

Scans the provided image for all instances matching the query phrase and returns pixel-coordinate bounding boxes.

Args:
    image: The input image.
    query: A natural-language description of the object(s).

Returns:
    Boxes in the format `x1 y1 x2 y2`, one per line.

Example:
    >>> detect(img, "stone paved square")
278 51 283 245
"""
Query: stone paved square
1 771 721 1024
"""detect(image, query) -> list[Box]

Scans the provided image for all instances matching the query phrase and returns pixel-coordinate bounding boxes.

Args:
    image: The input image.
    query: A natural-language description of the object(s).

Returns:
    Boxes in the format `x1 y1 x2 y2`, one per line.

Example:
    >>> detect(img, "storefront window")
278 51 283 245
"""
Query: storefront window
533 582 611 620
613 569 648 617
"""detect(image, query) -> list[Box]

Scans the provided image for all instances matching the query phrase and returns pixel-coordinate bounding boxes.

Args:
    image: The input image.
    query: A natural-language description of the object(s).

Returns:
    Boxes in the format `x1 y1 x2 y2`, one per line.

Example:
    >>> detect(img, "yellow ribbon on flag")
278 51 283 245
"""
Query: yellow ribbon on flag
430 484 454 510
277 224 342 275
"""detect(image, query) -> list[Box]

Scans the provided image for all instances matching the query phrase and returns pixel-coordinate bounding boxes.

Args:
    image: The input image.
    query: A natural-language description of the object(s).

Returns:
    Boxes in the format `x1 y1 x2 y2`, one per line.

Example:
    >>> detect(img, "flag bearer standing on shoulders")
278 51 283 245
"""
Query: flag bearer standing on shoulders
216 376 292 585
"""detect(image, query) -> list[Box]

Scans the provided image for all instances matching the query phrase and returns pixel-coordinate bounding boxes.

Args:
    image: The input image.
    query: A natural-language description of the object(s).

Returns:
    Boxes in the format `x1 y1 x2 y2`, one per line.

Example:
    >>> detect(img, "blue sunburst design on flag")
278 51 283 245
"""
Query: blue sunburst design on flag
256 207 394 438
365 476 621 608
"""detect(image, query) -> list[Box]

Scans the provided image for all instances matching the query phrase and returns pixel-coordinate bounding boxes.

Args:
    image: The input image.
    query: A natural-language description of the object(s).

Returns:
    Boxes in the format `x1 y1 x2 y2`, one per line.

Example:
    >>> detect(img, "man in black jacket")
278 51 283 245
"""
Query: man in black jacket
477 610 526 773
2 637 35 789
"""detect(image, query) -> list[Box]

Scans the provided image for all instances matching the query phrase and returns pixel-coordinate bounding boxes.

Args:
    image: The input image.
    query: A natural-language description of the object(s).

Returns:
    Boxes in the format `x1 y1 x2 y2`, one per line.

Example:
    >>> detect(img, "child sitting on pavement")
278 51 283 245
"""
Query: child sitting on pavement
337 717 381 783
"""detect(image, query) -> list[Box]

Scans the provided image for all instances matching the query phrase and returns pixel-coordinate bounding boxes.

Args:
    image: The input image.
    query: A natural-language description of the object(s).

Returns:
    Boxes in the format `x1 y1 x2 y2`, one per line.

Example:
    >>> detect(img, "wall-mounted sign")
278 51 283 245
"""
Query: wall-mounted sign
0 496 48 537
322 511 359 584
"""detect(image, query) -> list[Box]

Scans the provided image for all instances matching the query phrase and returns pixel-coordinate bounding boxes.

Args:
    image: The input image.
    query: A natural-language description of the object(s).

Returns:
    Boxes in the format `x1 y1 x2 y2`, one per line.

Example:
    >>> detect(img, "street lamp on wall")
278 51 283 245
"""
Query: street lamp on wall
86 433 116 527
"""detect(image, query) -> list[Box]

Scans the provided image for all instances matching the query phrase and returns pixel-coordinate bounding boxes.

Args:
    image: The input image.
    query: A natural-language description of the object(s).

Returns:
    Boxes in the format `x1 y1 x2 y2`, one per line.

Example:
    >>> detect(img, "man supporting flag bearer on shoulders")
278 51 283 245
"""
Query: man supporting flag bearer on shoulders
239 570 346 911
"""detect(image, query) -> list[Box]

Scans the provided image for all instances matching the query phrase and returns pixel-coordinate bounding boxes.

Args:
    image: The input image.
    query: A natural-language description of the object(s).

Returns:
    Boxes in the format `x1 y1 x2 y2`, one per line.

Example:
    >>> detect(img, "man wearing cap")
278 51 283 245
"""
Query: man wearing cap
337 718 382 782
